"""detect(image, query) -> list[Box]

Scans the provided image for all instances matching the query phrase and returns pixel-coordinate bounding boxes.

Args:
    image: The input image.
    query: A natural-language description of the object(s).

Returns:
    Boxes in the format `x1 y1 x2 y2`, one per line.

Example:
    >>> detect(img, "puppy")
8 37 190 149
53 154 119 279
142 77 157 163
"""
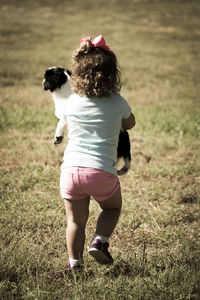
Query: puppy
43 66 131 175
43 67 72 144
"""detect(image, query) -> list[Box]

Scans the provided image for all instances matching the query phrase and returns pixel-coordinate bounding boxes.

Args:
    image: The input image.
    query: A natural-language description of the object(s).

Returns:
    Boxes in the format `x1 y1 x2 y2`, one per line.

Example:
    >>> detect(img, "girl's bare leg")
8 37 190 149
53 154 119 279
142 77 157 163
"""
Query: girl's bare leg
95 187 122 238
64 197 90 259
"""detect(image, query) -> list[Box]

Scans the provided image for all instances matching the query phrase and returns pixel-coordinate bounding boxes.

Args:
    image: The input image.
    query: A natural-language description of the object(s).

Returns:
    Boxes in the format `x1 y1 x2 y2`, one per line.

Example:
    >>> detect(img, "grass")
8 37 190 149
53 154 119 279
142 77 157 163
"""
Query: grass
0 0 200 299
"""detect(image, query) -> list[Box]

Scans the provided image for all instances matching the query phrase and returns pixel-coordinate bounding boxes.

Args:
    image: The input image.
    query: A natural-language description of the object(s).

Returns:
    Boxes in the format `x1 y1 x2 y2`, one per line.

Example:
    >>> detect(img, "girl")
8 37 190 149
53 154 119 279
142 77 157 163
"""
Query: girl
60 35 135 269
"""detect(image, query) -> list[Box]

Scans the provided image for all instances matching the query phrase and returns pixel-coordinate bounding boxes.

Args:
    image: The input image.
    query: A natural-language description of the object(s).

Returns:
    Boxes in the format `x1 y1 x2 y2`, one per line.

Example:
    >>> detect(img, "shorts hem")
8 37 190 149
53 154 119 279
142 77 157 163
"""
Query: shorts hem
60 192 89 200
93 181 120 201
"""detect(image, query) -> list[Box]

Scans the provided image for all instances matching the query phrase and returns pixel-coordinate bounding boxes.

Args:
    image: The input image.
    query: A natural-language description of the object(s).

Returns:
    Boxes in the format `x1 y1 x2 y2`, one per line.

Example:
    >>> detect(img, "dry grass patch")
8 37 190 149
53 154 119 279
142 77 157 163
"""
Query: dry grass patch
0 0 200 299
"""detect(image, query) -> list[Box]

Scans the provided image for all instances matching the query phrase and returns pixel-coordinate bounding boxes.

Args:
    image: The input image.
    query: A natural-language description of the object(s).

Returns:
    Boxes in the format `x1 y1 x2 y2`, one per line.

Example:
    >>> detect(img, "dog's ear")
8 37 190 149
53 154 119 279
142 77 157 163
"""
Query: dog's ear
66 70 72 76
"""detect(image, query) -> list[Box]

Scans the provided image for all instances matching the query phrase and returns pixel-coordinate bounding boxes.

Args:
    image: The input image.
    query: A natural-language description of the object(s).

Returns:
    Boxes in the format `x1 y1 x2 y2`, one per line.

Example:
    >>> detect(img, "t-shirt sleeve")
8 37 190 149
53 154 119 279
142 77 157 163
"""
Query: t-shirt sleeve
121 97 132 119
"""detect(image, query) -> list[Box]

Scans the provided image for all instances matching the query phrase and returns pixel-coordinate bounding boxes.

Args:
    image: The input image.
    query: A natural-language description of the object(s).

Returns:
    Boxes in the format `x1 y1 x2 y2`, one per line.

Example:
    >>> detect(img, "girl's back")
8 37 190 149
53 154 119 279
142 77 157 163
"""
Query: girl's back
63 93 131 175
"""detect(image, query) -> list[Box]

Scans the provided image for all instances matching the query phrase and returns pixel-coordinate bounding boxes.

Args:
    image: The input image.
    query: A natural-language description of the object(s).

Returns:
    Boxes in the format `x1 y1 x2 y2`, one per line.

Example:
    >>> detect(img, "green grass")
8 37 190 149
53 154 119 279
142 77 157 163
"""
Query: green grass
0 0 200 299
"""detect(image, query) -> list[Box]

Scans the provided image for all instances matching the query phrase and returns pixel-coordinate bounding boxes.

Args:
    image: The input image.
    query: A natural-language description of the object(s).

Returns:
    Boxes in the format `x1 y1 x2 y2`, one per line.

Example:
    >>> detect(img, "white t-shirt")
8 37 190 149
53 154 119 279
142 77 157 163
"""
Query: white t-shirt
62 93 132 175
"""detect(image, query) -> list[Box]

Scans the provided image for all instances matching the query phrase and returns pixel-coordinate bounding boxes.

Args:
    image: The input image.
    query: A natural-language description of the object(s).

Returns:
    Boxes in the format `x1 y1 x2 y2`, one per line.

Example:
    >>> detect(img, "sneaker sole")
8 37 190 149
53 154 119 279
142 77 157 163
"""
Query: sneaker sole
88 247 113 264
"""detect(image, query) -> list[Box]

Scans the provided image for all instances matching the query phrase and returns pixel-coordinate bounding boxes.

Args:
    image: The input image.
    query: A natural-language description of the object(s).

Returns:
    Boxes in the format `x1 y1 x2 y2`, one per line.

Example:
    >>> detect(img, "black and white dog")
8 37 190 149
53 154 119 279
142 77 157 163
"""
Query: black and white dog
43 67 72 144
43 67 131 175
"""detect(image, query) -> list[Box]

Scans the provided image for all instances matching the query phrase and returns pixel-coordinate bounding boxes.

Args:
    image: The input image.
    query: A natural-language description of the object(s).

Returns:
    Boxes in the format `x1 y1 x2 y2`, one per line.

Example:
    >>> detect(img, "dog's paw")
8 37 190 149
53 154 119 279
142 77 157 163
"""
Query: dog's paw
117 167 129 176
53 136 64 145
117 157 131 176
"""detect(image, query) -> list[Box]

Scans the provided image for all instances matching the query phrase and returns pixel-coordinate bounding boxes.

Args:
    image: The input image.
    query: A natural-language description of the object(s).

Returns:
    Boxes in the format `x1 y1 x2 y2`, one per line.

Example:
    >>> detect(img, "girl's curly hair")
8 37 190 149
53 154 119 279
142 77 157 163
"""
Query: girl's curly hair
71 40 121 98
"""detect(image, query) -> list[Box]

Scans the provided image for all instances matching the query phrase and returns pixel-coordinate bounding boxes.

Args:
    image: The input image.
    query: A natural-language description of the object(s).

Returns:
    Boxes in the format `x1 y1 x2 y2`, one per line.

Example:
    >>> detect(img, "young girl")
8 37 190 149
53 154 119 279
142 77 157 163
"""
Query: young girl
60 35 135 269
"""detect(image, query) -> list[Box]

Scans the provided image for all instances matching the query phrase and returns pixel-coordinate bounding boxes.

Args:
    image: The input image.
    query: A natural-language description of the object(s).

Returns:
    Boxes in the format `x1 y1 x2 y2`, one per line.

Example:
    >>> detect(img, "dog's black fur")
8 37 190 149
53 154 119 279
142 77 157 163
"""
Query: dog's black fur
43 67 131 175
117 130 131 175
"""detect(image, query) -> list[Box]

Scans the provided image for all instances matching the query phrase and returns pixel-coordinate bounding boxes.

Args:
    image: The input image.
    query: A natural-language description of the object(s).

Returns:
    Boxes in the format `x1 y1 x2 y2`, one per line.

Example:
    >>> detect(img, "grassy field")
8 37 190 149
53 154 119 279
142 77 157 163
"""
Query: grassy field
0 0 200 299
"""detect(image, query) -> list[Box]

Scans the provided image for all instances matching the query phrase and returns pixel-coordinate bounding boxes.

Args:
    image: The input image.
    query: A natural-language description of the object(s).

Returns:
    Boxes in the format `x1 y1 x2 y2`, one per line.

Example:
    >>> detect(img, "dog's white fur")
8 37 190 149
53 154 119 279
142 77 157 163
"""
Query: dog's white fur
52 72 72 140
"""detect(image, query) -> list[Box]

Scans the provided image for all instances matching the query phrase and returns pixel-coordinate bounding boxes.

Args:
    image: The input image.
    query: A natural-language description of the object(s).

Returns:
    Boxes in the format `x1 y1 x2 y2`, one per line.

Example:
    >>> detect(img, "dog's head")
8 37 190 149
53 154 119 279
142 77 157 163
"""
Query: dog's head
43 67 72 92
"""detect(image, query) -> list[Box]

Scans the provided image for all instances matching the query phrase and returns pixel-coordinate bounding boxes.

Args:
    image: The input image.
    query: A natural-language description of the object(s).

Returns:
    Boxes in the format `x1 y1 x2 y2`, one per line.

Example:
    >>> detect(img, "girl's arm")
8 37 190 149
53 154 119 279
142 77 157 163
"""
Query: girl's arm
122 113 136 130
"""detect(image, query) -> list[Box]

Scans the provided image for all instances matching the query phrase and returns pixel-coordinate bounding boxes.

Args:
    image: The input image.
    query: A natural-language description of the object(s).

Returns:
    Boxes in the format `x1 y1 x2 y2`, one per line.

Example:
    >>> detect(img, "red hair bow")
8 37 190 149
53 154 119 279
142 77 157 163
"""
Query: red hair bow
79 35 110 51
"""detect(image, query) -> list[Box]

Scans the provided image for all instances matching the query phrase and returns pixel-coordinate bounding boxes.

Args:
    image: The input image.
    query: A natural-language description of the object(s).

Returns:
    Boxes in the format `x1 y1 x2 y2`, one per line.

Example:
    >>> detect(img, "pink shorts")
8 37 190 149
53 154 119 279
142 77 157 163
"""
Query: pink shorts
60 166 120 201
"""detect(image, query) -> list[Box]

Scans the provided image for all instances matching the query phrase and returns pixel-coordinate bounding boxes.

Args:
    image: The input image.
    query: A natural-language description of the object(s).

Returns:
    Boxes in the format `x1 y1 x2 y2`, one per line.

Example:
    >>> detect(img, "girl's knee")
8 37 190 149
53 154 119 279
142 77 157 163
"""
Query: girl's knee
102 206 121 212
101 207 121 219
68 213 89 228
65 197 90 227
